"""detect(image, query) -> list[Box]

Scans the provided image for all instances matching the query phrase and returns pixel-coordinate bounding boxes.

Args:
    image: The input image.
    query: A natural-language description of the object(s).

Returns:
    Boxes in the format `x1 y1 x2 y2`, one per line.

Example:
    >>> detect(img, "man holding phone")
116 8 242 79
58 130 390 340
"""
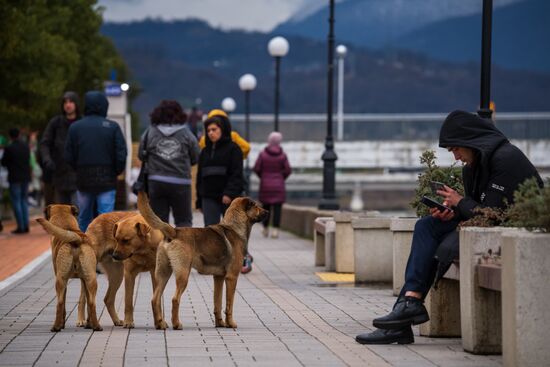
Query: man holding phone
356 110 543 345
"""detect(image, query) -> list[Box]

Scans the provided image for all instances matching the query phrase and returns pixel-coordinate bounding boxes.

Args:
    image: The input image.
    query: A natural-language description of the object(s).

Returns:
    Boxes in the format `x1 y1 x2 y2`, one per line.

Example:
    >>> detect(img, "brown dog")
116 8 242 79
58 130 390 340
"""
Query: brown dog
73 212 163 328
137 192 268 330
38 205 102 332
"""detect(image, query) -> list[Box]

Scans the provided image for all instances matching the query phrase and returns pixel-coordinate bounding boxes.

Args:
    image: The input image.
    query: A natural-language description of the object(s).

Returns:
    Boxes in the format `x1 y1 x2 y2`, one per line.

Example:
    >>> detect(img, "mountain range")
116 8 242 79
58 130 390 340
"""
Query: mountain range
100 1 550 128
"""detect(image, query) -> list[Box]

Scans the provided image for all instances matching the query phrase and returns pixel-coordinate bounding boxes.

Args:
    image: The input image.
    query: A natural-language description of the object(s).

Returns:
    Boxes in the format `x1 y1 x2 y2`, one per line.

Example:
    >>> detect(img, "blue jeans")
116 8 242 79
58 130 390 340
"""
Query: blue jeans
9 182 29 230
77 190 116 231
401 216 460 298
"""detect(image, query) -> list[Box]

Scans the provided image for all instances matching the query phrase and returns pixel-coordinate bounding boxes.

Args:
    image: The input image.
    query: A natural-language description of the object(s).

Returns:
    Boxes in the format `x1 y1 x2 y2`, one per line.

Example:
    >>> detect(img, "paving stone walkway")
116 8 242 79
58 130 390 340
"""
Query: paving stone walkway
0 216 502 367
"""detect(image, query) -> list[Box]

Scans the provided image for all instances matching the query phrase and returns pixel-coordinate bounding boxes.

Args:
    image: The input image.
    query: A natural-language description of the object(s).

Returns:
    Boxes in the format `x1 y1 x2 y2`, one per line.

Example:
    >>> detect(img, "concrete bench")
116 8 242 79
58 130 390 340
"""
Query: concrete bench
313 217 335 270
502 231 550 367
351 217 392 283
281 204 335 239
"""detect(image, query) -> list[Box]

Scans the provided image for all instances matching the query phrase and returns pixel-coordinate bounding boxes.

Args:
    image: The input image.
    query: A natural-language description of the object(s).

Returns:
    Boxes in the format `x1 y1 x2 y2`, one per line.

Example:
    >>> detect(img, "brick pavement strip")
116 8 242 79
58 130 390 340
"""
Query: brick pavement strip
0 218 503 367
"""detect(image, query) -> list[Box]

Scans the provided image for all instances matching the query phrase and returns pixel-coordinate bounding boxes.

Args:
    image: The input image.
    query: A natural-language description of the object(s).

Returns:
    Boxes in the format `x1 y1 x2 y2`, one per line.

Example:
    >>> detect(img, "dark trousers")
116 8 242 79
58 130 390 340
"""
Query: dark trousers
202 197 227 226
400 216 459 298
261 203 282 228
148 180 193 227
9 182 29 231
54 189 76 205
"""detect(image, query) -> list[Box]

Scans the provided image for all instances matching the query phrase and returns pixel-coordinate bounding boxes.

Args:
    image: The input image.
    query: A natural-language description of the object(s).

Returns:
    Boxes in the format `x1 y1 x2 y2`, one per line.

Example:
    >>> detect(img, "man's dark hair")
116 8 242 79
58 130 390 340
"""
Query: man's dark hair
150 100 187 126
8 128 20 139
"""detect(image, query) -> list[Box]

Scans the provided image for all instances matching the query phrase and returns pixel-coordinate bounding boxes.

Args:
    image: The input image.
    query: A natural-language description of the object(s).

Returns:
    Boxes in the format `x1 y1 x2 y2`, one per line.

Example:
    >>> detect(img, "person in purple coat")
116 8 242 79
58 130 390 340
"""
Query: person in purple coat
253 132 292 239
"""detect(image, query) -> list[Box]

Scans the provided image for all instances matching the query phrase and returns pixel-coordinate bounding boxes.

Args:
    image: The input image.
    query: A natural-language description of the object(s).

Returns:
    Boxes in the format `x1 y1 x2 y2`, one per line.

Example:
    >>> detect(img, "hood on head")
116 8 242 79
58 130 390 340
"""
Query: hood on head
156 124 188 136
439 110 508 157
84 91 109 117
61 91 80 117
204 115 232 146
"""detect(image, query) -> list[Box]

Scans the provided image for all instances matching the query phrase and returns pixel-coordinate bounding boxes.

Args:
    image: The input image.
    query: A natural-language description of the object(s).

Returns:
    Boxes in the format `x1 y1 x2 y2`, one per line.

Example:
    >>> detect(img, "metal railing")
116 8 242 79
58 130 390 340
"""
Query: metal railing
229 112 550 142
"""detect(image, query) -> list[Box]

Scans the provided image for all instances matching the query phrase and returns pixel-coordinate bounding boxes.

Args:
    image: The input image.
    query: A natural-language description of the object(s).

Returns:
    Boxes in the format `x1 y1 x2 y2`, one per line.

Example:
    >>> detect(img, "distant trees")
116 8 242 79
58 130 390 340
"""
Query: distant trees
0 0 131 131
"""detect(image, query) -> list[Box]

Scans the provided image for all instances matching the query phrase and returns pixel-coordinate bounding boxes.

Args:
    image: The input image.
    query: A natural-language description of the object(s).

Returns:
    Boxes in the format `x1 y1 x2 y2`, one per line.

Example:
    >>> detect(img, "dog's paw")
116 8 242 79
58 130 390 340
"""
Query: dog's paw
156 320 168 330
92 325 103 331
123 321 135 329
76 320 86 327
113 319 123 327
50 325 62 332
225 319 237 329
172 322 183 330
215 318 226 327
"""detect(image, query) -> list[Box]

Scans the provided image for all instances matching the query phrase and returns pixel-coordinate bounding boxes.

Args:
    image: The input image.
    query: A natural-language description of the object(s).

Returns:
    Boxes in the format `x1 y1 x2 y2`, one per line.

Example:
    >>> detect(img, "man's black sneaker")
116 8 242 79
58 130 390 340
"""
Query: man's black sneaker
11 228 26 234
356 326 414 345
373 296 429 330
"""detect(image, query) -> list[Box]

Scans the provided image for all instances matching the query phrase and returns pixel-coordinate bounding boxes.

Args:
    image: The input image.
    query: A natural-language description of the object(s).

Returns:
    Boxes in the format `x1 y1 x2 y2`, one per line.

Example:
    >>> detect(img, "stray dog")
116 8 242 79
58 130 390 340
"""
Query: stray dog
137 192 268 330
38 205 102 332
71 212 163 328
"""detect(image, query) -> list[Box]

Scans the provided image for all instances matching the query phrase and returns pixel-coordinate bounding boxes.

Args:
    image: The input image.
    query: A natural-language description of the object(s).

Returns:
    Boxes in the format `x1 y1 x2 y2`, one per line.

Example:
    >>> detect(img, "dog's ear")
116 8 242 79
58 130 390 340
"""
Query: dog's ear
245 199 256 211
112 223 118 238
44 205 52 220
135 222 150 238
71 205 79 217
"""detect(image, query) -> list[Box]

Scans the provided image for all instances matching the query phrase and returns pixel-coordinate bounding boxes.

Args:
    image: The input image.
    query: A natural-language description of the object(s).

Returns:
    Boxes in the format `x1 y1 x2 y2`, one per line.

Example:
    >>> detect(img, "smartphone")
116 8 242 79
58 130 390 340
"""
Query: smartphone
429 180 446 195
420 196 453 212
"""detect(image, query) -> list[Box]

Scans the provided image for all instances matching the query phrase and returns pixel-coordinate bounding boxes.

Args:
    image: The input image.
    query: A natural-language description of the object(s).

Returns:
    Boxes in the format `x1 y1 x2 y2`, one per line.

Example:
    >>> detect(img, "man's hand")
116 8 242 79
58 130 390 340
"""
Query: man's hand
222 195 232 205
436 185 463 207
430 206 455 221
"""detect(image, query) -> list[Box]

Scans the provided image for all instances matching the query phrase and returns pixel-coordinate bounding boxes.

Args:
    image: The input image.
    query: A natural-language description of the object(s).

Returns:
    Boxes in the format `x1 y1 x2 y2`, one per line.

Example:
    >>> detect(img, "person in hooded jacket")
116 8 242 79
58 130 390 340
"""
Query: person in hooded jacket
138 100 199 227
39 91 81 205
198 109 250 159
253 131 291 239
196 115 244 226
356 110 543 345
64 91 127 231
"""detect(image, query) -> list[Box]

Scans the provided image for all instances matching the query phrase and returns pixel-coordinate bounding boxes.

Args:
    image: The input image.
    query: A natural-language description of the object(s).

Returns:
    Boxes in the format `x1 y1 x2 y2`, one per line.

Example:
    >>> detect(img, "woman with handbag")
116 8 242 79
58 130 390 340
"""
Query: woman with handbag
137 100 200 227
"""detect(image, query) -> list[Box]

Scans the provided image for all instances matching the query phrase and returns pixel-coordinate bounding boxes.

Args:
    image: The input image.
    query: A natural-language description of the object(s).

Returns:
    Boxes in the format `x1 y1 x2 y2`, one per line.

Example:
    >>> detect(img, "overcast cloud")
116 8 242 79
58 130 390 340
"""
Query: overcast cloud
97 0 318 32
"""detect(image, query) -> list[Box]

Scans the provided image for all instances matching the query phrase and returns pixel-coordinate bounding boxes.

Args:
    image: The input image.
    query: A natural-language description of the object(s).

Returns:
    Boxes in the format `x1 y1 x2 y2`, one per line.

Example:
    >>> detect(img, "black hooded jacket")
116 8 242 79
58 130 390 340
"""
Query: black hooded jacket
196 117 243 207
38 91 80 190
64 91 127 193
439 110 543 220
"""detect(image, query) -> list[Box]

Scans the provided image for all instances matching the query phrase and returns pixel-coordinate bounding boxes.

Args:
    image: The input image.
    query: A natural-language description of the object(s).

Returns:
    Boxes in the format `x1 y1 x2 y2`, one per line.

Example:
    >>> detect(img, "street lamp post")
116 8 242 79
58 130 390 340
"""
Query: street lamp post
221 97 236 115
239 73 257 195
478 0 493 119
319 0 339 210
268 36 289 132
336 44 347 141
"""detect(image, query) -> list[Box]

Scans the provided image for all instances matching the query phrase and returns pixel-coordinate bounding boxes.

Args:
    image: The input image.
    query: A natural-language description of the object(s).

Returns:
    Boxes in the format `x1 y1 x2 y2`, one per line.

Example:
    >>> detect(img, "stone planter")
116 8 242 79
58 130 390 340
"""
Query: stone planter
390 217 418 296
459 227 519 354
351 217 392 283
501 231 550 367
334 212 356 273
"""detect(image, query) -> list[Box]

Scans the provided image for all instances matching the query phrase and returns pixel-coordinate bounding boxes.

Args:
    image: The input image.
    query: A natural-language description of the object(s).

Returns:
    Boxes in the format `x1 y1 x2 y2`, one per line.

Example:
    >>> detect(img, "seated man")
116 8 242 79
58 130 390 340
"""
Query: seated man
356 110 543 345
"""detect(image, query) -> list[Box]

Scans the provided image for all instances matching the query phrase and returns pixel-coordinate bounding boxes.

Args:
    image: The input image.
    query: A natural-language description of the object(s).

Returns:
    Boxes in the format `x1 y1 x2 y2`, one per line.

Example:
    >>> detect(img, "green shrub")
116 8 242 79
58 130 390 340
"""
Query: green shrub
410 150 464 217
505 178 550 232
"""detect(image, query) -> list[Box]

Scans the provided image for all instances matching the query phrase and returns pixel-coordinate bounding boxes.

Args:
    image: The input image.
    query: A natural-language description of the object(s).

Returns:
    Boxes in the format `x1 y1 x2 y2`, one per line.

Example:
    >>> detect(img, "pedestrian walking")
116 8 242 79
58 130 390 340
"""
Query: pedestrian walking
196 115 244 226
187 105 203 139
199 109 250 159
253 132 291 239
39 91 80 205
64 91 127 231
1 128 31 234
138 100 200 227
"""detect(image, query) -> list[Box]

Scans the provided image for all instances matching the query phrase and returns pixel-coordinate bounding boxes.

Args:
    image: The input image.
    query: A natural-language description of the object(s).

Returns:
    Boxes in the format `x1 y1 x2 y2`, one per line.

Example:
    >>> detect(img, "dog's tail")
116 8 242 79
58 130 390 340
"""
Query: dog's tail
137 192 177 239
36 218 83 245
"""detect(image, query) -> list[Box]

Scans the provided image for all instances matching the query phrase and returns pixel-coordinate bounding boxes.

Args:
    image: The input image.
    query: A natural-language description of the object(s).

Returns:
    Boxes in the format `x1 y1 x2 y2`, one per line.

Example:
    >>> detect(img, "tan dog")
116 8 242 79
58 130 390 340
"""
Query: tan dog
73 212 163 328
38 205 102 332
137 192 268 330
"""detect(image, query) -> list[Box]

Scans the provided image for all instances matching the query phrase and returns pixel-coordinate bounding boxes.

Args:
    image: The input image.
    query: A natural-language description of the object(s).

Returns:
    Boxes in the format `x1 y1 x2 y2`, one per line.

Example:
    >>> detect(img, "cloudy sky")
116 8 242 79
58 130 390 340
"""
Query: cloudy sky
97 0 323 32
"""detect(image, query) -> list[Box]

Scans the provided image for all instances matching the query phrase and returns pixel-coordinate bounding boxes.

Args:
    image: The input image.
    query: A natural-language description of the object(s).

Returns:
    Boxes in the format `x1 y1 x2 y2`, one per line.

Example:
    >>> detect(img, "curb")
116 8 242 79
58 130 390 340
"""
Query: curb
0 249 52 292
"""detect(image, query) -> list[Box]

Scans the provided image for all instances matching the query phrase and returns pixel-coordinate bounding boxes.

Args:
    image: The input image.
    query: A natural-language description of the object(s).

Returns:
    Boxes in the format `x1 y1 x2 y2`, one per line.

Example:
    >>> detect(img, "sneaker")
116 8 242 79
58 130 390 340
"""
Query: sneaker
262 227 269 237
271 228 279 238
241 256 252 274
11 228 25 234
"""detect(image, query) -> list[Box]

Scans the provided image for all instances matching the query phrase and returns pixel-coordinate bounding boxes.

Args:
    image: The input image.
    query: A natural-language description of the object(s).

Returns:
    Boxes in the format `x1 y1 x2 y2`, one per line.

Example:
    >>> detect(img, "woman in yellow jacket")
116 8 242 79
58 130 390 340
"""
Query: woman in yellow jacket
198 109 250 159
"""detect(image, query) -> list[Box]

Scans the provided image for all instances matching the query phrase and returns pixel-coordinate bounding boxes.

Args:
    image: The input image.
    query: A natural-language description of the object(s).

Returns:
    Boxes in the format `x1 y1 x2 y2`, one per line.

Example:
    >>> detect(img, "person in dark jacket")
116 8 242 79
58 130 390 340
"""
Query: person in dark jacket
1 128 31 234
356 110 543 345
39 91 80 205
196 116 244 226
253 131 291 239
64 91 127 231
138 100 200 227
